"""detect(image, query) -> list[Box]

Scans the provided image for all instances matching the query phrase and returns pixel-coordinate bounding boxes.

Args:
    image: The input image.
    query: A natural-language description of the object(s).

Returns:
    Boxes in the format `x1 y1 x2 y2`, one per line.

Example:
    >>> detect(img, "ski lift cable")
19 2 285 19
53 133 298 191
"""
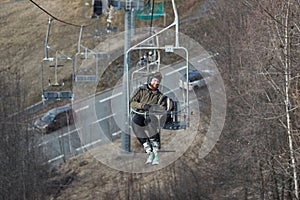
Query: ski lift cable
149 0 155 35
28 0 93 27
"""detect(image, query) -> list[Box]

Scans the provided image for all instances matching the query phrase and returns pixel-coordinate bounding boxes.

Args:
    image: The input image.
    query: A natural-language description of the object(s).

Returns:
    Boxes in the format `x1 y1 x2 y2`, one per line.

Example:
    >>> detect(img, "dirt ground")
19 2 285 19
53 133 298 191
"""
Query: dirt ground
0 0 111 106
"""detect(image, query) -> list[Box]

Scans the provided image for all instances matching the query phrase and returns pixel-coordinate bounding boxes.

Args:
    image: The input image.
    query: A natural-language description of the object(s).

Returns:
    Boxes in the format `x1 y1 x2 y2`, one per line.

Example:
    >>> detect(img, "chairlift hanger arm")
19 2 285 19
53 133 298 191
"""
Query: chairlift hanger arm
44 18 53 59
125 0 179 55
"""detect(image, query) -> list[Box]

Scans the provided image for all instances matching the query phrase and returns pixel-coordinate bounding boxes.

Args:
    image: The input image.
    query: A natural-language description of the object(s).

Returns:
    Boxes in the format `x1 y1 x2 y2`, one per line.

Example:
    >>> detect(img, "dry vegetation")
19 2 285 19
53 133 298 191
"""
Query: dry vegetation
0 0 182 105
1 0 108 105
1 0 300 199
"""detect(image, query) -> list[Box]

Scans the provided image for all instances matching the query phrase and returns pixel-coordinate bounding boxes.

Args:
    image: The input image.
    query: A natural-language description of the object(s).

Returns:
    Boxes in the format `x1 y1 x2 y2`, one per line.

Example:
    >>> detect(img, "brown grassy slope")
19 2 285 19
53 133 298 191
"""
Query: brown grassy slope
0 0 196 107
0 0 102 106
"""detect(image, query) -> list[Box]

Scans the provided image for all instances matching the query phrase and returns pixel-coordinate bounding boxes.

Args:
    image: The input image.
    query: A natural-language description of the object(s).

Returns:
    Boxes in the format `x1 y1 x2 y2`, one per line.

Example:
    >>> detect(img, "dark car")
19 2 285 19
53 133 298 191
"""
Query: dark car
179 70 205 91
34 104 74 133
179 70 214 91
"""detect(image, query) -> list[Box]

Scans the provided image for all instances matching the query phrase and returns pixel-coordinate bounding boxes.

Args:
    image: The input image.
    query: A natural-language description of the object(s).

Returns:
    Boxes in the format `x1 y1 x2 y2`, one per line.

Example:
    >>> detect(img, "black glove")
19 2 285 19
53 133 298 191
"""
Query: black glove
143 104 151 111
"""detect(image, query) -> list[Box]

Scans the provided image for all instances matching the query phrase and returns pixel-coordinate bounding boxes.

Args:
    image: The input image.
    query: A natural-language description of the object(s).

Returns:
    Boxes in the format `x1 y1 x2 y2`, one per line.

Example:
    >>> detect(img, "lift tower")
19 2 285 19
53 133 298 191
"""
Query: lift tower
111 0 144 152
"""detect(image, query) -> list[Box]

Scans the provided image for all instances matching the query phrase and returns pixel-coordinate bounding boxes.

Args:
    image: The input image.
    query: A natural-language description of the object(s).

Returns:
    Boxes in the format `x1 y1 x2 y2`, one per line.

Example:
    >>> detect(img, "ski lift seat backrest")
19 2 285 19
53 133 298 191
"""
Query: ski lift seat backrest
93 0 103 16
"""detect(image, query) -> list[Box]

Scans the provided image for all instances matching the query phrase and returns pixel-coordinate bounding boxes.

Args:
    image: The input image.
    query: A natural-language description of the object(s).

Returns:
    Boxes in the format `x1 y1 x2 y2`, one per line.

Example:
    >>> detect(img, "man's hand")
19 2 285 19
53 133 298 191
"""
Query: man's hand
143 104 151 111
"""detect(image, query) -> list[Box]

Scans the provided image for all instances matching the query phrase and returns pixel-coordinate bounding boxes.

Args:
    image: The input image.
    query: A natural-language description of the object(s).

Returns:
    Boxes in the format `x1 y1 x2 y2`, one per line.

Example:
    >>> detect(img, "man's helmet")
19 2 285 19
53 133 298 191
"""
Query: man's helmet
147 71 162 84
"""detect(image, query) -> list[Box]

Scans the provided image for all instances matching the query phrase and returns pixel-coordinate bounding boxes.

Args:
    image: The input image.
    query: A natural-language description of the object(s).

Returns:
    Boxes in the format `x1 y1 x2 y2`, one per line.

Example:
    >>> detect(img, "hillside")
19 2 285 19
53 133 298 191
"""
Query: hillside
2 0 299 200
1 0 82 105
1 0 123 106
0 0 194 106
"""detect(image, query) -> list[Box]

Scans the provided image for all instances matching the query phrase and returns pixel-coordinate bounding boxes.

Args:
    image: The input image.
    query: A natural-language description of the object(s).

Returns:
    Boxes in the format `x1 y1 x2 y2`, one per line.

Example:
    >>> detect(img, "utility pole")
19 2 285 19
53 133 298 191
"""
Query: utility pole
110 0 144 152
121 2 132 152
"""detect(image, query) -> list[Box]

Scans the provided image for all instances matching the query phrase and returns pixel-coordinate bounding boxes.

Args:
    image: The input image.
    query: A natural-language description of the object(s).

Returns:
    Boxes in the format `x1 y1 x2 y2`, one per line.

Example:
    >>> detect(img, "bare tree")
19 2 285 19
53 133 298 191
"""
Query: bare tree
0 69 54 199
249 0 300 198
188 0 300 199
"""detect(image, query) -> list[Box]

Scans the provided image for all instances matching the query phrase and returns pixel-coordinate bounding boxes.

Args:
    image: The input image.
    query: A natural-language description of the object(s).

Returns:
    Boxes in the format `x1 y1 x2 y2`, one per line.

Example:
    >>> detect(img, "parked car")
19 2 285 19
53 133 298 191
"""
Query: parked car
179 70 214 91
34 104 74 133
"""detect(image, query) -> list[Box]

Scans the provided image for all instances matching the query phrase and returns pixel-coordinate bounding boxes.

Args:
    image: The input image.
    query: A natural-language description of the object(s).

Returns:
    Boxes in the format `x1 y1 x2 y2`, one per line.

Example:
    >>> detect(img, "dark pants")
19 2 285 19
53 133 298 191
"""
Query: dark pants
131 113 160 147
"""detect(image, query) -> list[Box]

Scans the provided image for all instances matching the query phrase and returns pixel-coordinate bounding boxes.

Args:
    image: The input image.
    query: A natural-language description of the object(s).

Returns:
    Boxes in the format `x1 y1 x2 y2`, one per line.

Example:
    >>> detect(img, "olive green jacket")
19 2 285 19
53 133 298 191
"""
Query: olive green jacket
129 84 165 113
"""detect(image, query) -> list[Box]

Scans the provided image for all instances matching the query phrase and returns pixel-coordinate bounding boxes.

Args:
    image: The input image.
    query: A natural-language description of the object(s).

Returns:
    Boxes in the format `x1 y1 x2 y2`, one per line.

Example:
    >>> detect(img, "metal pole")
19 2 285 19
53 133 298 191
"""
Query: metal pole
131 8 136 36
41 60 45 103
45 18 52 59
77 26 83 53
171 0 179 47
121 8 132 152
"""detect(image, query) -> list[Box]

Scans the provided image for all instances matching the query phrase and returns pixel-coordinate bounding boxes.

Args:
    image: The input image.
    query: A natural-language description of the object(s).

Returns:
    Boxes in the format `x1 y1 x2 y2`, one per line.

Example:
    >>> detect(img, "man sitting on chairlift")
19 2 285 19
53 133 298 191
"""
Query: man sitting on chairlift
130 72 173 165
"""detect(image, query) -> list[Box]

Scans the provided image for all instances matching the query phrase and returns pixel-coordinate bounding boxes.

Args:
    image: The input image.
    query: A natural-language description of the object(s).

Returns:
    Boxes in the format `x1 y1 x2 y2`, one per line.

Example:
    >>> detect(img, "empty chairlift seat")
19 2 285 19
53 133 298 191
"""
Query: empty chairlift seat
75 75 98 82
43 91 59 99
93 0 103 16
60 91 73 99
42 91 73 100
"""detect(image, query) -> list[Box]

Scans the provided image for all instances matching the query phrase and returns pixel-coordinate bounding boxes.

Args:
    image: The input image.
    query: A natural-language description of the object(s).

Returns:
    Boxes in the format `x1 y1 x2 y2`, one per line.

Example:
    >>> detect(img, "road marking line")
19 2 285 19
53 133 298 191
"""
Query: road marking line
197 53 219 63
38 141 48 146
47 155 64 163
112 130 121 136
165 66 187 76
74 105 89 112
58 129 78 138
92 113 115 124
99 92 122 103
38 128 81 146
76 139 102 151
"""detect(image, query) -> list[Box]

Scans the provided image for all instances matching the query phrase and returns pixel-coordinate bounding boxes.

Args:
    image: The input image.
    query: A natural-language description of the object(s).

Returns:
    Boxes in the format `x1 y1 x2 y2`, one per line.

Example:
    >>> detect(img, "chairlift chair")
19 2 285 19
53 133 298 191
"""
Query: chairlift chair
134 33 161 75
40 18 74 103
91 0 107 17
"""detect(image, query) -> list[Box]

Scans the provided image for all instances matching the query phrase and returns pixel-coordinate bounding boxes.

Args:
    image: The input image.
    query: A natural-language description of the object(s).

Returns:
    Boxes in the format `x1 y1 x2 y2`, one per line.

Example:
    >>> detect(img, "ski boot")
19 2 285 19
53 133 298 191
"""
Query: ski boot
151 141 159 165
143 142 153 164
152 152 159 165
145 152 153 164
